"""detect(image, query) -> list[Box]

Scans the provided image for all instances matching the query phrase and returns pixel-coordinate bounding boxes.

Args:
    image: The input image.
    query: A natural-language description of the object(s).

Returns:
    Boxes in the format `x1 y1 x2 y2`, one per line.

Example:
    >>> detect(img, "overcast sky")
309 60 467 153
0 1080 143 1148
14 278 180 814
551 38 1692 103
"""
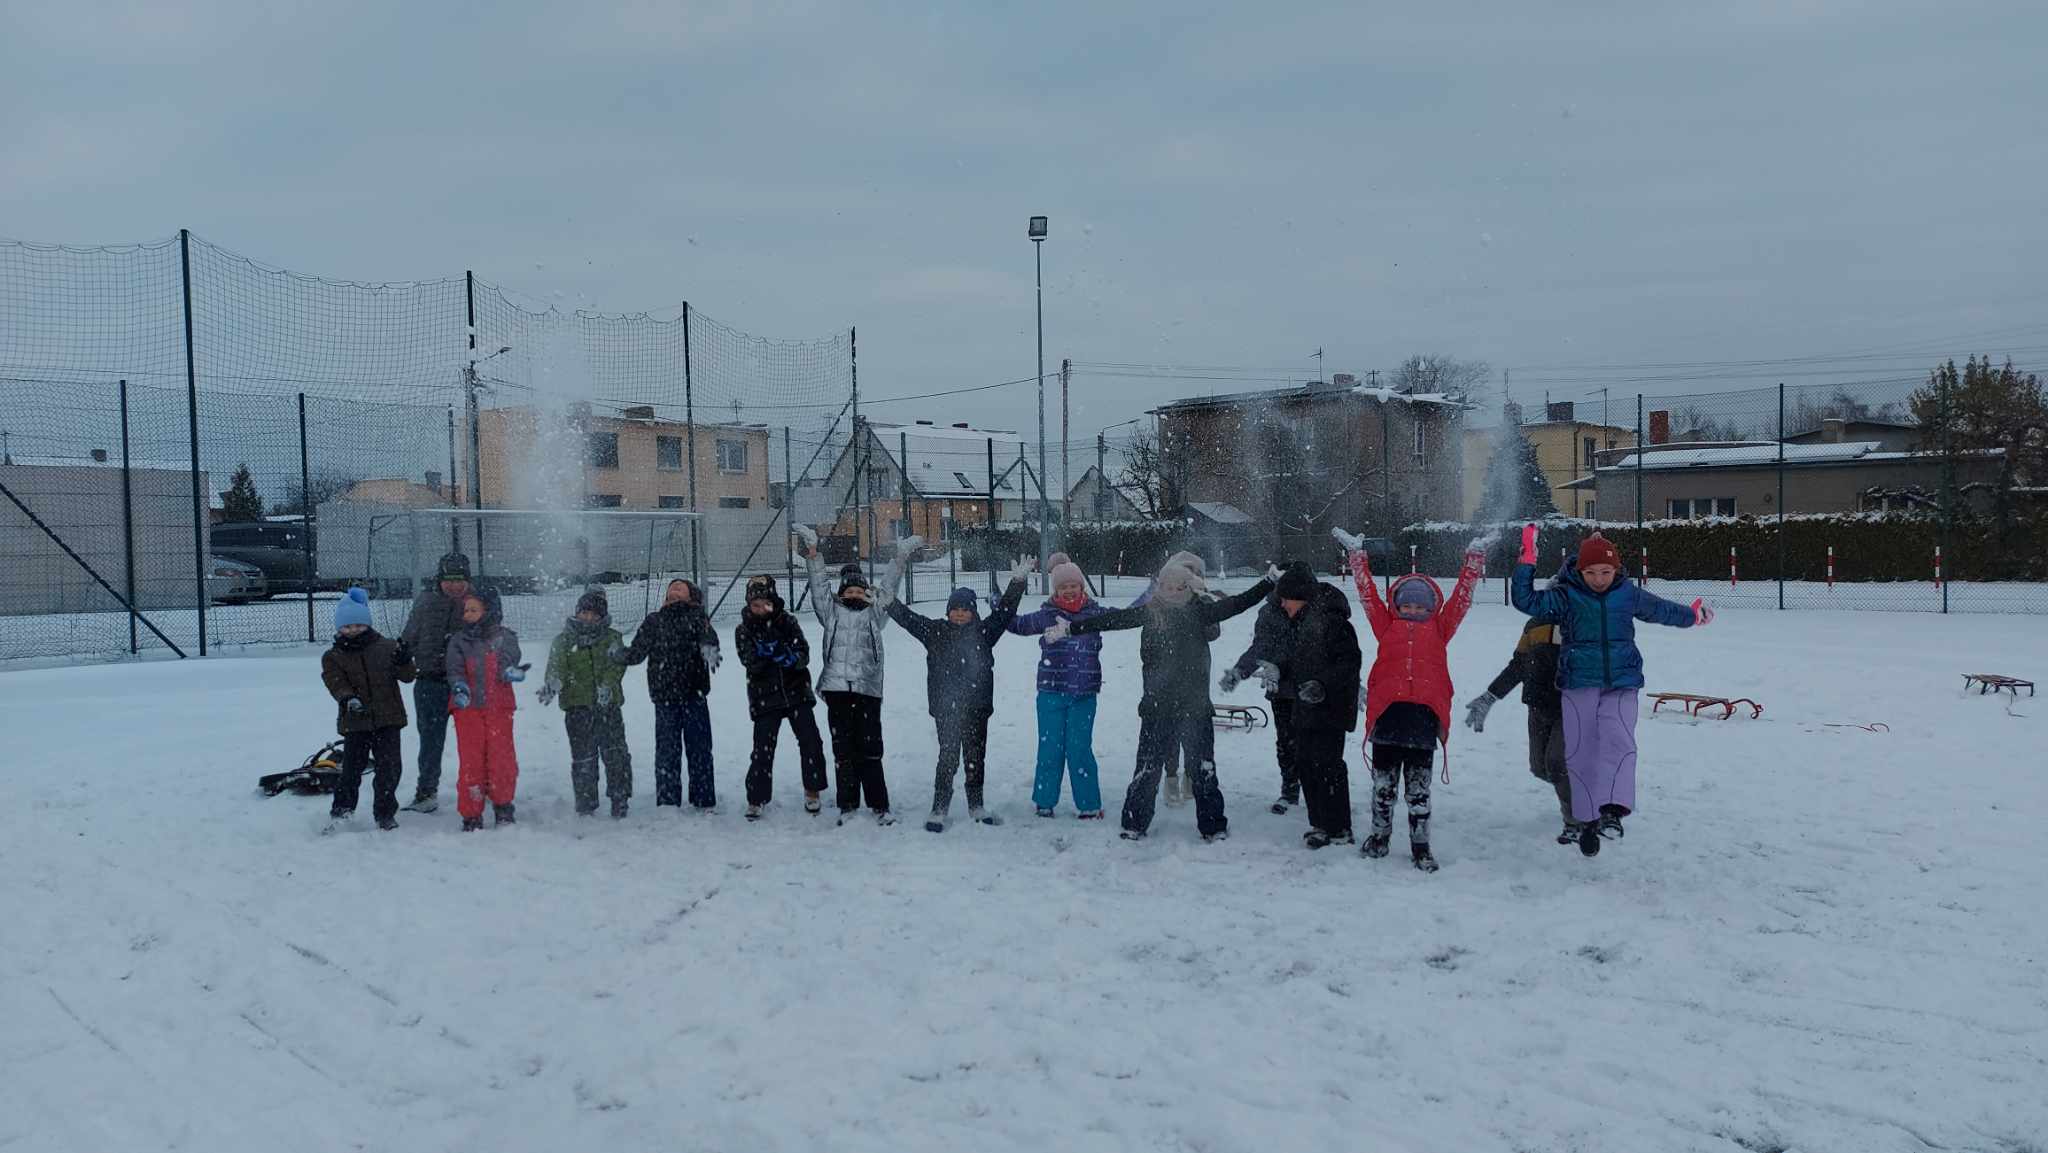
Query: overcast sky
6 0 2045 442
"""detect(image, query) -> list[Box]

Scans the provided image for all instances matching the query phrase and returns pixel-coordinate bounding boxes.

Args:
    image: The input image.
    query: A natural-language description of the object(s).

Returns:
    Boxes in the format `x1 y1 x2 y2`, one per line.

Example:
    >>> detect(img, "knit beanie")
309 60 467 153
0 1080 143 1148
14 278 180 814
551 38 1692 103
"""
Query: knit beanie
1275 562 1318 602
1047 552 1072 571
333 586 373 632
575 588 610 620
1391 576 1439 616
437 552 472 581
838 563 870 593
745 574 778 601
1577 533 1621 571
1050 560 1085 591
1154 558 1206 606
946 587 979 615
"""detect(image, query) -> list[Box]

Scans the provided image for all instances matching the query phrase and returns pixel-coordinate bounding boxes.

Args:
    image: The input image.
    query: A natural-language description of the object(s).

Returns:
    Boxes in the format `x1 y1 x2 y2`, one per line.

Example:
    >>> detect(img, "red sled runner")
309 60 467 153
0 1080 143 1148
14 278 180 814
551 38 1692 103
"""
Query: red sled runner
1649 692 1763 720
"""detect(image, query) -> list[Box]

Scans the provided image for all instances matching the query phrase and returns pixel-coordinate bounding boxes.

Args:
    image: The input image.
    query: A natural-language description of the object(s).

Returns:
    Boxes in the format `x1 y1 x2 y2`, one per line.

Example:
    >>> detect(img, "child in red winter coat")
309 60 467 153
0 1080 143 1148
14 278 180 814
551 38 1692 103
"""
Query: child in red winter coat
446 589 526 831
1338 529 1483 872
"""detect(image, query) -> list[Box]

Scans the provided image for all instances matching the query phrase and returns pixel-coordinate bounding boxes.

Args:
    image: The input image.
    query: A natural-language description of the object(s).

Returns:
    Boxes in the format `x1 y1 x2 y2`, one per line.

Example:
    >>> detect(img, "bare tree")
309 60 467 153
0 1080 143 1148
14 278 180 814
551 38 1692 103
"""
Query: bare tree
1387 354 1491 403
270 468 363 518
1116 426 1192 519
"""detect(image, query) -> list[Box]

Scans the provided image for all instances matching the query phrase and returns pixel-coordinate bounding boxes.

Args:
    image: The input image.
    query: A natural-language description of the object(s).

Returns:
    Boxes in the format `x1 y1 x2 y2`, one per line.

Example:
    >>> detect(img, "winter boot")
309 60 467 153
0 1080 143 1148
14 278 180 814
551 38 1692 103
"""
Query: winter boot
1036 806 1058 819
1578 822 1602 857
322 811 355 835
745 803 765 822
375 815 399 831
1076 810 1104 821
493 803 516 827
1201 829 1229 844
875 810 897 827
1164 773 1186 807
1119 828 1146 841
1361 832 1391 859
925 813 947 834
1270 795 1293 816
970 808 1003 827
1598 805 1627 841
1411 843 1439 873
461 816 483 832
611 797 629 820
1557 821 1585 845
404 794 439 814
804 793 822 815
836 807 858 826
1303 828 1333 850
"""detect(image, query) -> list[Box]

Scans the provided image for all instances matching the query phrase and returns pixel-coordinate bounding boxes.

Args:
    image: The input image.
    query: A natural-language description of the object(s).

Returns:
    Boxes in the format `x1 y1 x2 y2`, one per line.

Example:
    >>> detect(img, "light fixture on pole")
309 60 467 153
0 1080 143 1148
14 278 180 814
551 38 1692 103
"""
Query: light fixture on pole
1028 215 1048 592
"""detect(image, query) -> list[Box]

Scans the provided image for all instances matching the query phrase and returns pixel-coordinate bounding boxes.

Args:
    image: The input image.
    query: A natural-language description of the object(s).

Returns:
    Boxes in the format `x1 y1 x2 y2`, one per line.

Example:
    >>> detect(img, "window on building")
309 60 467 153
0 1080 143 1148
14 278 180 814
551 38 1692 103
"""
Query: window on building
1666 497 1737 520
1584 437 1598 470
658 495 687 509
1585 501 1597 520
1413 422 1427 462
717 496 750 509
586 493 623 509
657 435 684 471
587 432 619 470
716 439 748 474
953 471 975 490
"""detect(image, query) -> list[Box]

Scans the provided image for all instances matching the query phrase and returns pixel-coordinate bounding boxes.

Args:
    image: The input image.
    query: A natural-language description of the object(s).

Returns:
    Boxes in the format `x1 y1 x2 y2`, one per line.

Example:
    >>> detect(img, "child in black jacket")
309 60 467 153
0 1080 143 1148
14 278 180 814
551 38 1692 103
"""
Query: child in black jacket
1464 619 1576 843
887 556 1033 831
734 575 829 819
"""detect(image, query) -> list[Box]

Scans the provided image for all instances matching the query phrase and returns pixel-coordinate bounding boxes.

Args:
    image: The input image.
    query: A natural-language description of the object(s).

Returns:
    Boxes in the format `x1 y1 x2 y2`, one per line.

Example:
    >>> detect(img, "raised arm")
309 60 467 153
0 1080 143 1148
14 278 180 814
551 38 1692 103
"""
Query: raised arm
1631 584 1699 629
871 535 919 612
1007 604 1060 637
982 574 1029 644
884 598 940 646
1067 602 1149 635
1436 549 1485 640
1346 550 1391 635
804 550 834 630
1199 577 1274 625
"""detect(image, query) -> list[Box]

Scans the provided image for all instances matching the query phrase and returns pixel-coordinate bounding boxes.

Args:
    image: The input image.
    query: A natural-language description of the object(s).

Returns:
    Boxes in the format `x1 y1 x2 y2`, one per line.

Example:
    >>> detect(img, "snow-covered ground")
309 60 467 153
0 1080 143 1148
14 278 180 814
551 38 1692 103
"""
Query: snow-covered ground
3 582 2044 1152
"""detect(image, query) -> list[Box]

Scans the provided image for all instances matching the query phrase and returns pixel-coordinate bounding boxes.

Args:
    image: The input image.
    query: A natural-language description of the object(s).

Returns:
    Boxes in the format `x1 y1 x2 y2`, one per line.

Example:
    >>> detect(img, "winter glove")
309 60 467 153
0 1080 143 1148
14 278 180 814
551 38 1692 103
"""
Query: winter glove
1464 692 1498 733
1357 682 1368 714
899 534 925 555
536 684 558 707
344 697 366 714
1463 543 1487 569
793 524 819 555
595 683 615 708
390 641 412 668
1692 598 1715 626
1518 523 1540 566
452 682 472 710
1043 619 1072 643
1006 554 1035 586
1255 660 1281 695
775 646 801 668
1331 527 1365 554
606 638 629 665
1218 666 1242 693
1264 562 1283 583
503 663 528 684
1297 679 1327 705
701 642 722 674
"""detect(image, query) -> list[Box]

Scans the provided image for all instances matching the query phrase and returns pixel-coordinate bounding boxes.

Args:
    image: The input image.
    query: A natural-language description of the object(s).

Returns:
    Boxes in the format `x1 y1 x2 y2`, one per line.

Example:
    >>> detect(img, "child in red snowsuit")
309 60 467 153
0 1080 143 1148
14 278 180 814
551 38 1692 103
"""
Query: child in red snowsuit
1341 531 1483 872
445 589 525 830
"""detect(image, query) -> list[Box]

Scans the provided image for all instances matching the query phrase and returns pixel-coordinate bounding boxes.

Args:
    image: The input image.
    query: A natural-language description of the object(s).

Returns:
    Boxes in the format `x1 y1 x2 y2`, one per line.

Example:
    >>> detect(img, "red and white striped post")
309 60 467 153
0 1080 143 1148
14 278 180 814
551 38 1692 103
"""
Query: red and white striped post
1641 545 1650 583
1826 545 1835 589
1409 544 1418 574
1729 545 1738 588
1934 545 1943 590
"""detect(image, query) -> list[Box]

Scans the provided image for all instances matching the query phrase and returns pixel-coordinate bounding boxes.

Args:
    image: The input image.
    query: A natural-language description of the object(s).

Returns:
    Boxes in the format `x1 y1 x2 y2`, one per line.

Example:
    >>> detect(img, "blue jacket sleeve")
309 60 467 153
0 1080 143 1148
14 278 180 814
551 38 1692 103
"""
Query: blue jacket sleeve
1510 563 1569 621
1008 605 1056 636
1630 585 1697 629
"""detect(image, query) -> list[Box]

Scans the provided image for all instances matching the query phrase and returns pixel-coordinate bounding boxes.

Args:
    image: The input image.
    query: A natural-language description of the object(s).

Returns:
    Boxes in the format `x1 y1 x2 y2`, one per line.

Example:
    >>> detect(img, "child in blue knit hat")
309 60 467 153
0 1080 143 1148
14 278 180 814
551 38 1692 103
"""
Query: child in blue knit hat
319 587 416 831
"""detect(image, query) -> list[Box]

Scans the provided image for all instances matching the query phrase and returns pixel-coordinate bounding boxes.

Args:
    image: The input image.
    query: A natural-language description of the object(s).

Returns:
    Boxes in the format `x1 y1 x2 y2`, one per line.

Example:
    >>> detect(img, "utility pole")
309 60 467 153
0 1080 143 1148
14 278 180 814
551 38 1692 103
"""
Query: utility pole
1095 431 1107 521
1059 357 1071 571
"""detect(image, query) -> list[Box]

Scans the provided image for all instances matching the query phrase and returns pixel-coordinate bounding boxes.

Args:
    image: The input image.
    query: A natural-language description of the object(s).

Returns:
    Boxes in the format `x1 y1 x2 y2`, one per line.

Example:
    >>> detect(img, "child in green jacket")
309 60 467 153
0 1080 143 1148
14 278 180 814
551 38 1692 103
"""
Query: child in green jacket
539 588 634 818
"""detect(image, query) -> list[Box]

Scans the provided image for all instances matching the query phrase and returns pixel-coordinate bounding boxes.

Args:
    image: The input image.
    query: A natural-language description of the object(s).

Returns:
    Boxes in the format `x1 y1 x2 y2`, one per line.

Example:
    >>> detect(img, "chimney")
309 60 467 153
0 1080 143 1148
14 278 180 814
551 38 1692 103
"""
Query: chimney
91 449 108 463
425 469 442 493
1331 372 1358 388
1546 401 1575 423
1648 410 1672 445
1821 417 1846 444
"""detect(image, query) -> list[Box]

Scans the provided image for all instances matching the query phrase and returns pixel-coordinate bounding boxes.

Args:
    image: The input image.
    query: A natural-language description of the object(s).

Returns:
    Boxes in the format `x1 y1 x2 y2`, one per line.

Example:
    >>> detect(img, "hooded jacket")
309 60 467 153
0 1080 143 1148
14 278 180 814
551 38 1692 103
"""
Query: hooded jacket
805 550 908 699
622 595 720 703
734 587 816 719
1068 578 1273 714
1486 619 1563 711
1511 561 1695 690
444 591 523 715
1350 550 1482 745
400 582 485 678
887 577 1027 718
545 615 628 710
1254 583 1361 731
321 628 416 733
1007 595 1111 696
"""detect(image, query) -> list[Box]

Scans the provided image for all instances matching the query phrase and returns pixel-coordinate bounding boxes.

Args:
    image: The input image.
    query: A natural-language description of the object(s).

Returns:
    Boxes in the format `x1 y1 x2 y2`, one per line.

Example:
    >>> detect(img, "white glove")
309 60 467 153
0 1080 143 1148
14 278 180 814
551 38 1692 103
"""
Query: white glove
1464 692 1498 733
1264 563 1282 583
537 681 559 707
1357 682 1368 713
1331 527 1365 553
1043 619 1071 643
1255 660 1280 694
701 642 722 674
899 534 924 555
1006 555 1036 585
1218 667 1242 693
594 683 614 708
793 525 819 553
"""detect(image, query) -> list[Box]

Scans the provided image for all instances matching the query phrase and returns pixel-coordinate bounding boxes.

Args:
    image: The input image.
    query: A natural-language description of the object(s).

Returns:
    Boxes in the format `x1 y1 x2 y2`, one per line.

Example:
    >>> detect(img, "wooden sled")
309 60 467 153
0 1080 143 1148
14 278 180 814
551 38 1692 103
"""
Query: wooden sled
1213 704 1270 731
1649 692 1763 720
1962 673 2035 697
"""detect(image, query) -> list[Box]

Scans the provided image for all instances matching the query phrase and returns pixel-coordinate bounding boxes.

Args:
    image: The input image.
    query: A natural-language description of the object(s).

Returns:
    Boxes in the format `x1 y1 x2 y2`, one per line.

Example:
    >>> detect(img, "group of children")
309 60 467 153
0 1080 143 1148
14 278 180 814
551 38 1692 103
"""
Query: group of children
316 523 1711 865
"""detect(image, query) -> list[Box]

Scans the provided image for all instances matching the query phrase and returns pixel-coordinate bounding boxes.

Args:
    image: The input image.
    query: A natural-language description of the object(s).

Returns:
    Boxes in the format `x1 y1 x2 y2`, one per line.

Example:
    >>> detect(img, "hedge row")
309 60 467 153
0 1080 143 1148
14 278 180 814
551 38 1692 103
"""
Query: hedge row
1395 511 2048 582
953 521 1189 577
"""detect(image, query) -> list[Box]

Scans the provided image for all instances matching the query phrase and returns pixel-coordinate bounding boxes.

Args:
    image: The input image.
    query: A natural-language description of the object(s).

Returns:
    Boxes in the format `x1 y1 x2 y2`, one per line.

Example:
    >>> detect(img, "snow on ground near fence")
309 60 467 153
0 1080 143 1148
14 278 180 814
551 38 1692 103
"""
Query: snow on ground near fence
2 587 2043 1152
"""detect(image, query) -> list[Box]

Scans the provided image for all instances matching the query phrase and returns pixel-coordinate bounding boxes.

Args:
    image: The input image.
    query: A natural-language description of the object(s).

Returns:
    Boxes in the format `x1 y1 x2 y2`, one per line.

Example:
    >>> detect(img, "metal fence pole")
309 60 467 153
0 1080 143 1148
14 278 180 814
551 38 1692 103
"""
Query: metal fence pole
682 303 702 589
180 228 207 655
1635 394 1645 529
986 437 998 598
1777 382 1786 611
445 405 459 553
899 429 914 604
850 327 865 577
119 378 137 655
1940 368 1952 614
300 392 316 641
784 426 796 606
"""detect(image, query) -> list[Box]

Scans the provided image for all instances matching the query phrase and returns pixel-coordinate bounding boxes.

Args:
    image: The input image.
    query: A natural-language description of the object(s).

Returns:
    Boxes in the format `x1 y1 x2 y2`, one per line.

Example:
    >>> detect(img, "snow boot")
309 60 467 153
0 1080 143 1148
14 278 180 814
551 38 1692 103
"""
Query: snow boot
925 813 946 834
493 803 516 827
376 815 399 832
745 803 765 822
804 793 822 815
611 798 629 820
1119 828 1146 841
1557 821 1585 845
1164 773 1186 806
1361 832 1391 859
404 794 439 814
1578 822 1602 857
875 810 897 827
970 809 1003 827
1036 806 1057 819
1303 828 1333 850
1598 806 1626 841
1076 810 1104 821
1270 796 1293 816
461 816 483 832
1201 829 1229 844
322 811 355 835
836 807 858 826
1411 843 1439 873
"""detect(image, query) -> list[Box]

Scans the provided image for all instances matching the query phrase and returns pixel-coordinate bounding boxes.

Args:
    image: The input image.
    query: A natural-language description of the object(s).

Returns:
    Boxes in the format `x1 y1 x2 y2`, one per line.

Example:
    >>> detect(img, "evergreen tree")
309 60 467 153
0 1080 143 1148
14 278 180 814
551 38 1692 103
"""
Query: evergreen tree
1478 404 1557 522
221 463 265 522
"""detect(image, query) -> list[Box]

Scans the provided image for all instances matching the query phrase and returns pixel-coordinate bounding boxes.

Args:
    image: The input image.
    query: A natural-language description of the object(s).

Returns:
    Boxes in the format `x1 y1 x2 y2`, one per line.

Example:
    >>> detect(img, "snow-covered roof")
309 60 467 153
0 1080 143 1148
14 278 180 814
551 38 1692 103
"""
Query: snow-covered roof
867 422 1027 498
2 455 195 473
1186 501 1253 525
1348 386 1473 408
1153 384 1474 413
1604 441 1885 471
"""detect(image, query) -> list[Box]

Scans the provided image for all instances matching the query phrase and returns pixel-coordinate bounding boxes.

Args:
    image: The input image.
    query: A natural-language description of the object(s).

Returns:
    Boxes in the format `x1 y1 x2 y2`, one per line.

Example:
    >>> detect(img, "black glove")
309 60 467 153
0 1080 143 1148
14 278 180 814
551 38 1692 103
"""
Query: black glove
391 640 412 667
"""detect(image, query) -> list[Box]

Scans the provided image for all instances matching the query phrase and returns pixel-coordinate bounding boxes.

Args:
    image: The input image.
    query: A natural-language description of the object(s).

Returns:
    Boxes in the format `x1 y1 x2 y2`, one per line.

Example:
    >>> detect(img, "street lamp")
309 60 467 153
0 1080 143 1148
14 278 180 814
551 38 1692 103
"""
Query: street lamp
1029 215 1048 591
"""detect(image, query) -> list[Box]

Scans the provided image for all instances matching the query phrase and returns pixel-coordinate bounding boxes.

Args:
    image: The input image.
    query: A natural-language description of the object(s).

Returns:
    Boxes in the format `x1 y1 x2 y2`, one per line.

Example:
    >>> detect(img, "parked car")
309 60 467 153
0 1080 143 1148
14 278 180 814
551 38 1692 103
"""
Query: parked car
207 556 269 604
211 519 323 590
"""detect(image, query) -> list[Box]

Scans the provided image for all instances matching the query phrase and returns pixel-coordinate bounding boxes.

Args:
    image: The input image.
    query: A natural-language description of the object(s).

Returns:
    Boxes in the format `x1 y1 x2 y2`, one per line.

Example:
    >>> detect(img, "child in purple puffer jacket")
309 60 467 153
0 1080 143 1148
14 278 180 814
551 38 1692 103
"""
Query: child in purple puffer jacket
1007 554 1109 819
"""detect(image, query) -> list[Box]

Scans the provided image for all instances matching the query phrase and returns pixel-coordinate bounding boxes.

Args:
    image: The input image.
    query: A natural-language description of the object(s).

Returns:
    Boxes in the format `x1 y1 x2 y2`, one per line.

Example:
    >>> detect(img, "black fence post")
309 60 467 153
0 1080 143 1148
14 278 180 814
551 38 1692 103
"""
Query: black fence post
1634 394 1645 530
986 437 998 598
1776 382 1786 610
682 303 702 589
784 426 796 606
1940 368 1952 614
180 228 207 656
899 429 914 604
119 378 137 655
446 405 459 553
299 391 315 642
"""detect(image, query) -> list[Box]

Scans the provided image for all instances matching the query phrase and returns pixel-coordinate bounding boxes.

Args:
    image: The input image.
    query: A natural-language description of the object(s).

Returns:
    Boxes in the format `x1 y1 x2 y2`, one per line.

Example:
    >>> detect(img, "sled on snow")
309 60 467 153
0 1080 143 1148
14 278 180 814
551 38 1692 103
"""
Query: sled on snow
258 741 344 796
1648 692 1763 720
1962 673 2034 697
1213 704 1269 730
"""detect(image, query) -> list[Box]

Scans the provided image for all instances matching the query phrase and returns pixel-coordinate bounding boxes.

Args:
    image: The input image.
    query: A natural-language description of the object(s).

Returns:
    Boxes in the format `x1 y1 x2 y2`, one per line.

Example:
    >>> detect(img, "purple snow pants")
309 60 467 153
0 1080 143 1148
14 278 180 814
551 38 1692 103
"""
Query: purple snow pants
1558 687 1638 824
